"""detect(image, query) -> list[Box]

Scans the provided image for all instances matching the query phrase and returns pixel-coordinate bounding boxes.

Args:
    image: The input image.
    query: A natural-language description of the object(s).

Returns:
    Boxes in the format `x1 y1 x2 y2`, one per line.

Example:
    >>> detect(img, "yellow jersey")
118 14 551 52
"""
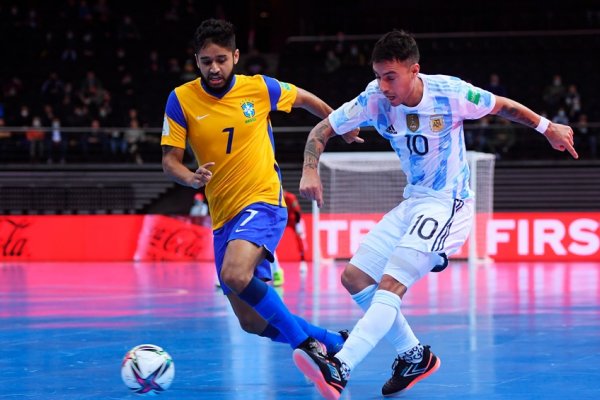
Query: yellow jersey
161 75 297 230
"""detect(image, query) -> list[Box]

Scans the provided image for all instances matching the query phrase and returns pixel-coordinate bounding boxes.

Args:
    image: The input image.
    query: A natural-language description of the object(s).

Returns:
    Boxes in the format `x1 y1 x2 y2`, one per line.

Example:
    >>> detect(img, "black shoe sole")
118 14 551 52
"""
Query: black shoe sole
382 356 441 397
293 349 343 400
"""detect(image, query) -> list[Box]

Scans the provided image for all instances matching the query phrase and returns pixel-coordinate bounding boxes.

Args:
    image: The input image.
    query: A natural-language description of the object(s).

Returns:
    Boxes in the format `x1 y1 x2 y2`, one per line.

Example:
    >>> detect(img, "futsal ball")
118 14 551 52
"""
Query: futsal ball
121 344 175 395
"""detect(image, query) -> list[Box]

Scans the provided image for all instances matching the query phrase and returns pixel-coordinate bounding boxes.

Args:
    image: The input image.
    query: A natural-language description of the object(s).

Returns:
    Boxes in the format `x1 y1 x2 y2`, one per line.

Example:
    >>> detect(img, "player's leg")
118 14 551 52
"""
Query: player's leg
377 197 473 395
295 200 453 397
293 205 405 398
216 203 341 353
220 237 312 349
226 290 345 354
270 252 284 287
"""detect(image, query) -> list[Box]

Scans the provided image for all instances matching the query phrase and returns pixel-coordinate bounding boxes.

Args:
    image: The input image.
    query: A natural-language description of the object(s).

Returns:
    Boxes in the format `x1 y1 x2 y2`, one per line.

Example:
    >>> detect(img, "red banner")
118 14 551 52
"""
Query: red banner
296 212 600 262
0 215 213 262
1 212 598 262
486 212 600 261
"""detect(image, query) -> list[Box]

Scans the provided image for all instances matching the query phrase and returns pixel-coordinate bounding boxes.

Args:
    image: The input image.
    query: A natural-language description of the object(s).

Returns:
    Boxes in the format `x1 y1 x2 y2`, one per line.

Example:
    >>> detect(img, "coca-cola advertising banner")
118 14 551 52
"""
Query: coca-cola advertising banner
0 212 598 262
0 215 214 262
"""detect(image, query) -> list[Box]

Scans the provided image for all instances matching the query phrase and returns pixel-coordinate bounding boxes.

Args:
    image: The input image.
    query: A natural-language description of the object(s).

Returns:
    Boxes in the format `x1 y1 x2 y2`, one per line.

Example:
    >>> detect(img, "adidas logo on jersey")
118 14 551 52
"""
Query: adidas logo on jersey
385 124 397 135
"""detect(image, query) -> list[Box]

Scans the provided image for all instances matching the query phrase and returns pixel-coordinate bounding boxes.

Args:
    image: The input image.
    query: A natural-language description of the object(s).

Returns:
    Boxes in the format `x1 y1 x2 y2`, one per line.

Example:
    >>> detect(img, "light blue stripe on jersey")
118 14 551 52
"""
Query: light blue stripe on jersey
376 99 392 132
262 76 281 111
427 76 460 94
452 128 470 199
432 96 453 190
480 91 494 107
165 90 187 129
458 131 471 199
408 150 426 185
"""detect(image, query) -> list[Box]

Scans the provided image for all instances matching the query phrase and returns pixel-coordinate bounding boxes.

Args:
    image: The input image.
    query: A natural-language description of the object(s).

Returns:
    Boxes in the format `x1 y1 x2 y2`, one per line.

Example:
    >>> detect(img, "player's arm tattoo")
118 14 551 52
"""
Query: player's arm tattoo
304 120 332 170
495 100 537 129
162 145 176 156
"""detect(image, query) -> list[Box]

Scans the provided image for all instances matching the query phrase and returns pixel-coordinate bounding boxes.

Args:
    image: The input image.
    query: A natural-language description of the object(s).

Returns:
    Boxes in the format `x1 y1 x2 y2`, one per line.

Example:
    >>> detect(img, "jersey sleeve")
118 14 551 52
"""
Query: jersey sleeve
160 90 188 149
456 80 496 120
261 75 297 113
328 91 370 135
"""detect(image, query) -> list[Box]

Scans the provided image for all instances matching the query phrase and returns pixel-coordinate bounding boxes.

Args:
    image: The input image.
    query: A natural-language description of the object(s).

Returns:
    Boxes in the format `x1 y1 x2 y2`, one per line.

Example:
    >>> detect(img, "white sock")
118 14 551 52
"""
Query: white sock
350 284 377 311
386 312 420 355
336 290 401 371
351 284 419 355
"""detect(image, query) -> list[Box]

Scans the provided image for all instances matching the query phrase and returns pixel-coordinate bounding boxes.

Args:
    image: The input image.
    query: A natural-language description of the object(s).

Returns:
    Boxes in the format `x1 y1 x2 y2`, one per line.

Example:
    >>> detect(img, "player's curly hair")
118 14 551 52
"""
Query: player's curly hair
371 30 420 65
194 19 236 53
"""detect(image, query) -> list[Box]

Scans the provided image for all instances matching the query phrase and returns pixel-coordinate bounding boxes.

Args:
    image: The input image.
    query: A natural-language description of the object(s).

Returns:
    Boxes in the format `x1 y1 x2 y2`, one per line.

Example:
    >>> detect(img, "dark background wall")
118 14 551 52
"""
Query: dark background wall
0 0 598 214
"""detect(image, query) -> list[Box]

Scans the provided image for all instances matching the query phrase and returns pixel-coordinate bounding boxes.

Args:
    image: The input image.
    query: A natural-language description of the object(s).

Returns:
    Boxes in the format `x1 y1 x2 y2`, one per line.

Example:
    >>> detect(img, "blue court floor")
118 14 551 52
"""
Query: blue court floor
1 260 599 399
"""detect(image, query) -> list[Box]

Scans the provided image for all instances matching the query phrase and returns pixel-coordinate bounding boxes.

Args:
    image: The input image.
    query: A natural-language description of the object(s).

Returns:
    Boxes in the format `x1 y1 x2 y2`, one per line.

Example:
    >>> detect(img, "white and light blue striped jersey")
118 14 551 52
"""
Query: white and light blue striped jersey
329 73 495 200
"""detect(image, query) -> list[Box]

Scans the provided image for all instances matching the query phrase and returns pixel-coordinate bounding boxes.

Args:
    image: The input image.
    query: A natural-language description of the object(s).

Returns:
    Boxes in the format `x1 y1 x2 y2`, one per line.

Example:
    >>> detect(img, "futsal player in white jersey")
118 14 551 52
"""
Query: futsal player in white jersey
293 30 578 400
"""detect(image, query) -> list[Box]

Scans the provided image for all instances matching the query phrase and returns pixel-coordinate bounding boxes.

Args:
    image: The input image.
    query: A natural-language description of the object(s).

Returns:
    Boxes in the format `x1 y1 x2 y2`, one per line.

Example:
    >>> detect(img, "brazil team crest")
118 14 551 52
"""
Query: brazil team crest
241 100 256 123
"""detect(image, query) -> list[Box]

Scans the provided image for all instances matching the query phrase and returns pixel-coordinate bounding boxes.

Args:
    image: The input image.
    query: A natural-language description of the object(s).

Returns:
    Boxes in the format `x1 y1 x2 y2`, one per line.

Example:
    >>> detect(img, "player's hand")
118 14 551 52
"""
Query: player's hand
190 162 215 189
544 123 578 159
341 127 364 144
299 170 324 207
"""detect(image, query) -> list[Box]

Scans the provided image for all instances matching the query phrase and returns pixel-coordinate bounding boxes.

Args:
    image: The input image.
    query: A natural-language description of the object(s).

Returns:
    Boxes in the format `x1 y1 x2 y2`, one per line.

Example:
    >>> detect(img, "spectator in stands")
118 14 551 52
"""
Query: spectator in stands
465 115 490 152
564 84 582 120
15 105 31 127
68 105 91 159
26 116 44 163
486 117 517 159
60 30 79 72
244 49 269 75
574 113 596 158
552 106 569 125
542 74 566 114
483 72 507 97
324 49 341 73
87 118 105 160
179 59 197 83
295 29 578 399
343 43 367 67
161 18 353 359
40 72 65 106
3 77 23 115
0 118 12 159
45 117 67 164
117 15 141 42
124 118 145 164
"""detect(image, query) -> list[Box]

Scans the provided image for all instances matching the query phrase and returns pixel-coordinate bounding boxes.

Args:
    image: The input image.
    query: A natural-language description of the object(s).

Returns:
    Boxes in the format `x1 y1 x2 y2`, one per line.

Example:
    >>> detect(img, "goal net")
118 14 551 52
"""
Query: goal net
312 151 495 265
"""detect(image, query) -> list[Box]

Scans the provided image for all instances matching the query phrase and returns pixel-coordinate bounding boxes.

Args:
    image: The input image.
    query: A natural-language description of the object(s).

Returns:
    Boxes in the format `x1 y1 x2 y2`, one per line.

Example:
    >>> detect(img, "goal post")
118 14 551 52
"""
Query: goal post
311 151 495 266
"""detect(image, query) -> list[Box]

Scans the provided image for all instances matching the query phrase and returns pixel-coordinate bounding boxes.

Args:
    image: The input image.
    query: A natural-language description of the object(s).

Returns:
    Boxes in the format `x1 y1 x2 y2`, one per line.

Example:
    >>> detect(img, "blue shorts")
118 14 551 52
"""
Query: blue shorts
213 202 287 295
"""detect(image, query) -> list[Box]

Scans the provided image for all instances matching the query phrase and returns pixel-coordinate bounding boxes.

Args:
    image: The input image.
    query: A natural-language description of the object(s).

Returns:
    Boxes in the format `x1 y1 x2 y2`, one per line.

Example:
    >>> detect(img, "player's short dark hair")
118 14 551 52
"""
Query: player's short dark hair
371 30 419 65
193 19 236 53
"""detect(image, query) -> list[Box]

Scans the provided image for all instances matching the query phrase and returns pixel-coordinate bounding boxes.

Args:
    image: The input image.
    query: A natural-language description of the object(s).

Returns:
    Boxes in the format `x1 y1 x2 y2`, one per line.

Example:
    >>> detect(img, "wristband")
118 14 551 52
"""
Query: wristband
535 117 550 134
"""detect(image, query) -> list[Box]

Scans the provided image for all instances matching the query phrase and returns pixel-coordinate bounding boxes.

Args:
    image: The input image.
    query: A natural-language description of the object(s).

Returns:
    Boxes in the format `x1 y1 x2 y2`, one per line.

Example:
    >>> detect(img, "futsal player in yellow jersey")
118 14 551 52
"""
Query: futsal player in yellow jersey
161 19 356 358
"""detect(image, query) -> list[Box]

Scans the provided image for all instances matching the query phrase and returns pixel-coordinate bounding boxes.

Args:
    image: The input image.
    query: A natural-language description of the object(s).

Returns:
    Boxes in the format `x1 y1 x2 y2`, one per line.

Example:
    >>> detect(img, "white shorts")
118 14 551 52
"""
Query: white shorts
350 196 473 285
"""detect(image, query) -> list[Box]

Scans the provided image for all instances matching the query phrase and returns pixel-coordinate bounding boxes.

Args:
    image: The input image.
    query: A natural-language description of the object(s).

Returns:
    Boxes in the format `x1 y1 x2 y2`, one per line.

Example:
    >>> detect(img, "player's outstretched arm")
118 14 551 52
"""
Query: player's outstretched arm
491 96 578 159
293 87 333 119
294 87 363 144
299 118 337 207
162 145 215 188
